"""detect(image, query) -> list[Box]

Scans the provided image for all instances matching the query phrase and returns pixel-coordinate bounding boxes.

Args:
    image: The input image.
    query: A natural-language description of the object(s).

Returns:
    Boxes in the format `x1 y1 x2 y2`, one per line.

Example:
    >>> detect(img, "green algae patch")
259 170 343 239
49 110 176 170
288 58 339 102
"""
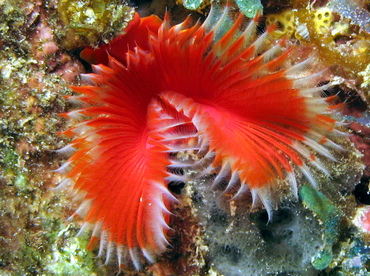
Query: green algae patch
45 225 100 276
299 185 343 270
311 248 333 270
182 0 204 10
235 0 263 18
179 0 262 17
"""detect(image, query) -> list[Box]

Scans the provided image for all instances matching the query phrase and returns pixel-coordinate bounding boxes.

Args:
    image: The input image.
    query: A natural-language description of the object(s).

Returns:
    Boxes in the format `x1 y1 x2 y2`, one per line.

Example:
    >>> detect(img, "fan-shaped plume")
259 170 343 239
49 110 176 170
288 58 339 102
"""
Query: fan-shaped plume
60 3 341 269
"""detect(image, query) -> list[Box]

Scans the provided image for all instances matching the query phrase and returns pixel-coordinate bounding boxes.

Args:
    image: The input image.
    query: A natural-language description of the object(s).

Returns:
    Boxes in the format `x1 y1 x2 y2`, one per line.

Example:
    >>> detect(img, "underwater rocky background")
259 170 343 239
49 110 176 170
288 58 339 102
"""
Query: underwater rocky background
0 0 370 275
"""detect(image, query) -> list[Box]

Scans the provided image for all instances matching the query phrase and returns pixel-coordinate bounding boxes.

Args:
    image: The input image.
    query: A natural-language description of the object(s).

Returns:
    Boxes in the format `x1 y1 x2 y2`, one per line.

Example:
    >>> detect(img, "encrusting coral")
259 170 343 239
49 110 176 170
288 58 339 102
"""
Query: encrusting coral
58 2 347 270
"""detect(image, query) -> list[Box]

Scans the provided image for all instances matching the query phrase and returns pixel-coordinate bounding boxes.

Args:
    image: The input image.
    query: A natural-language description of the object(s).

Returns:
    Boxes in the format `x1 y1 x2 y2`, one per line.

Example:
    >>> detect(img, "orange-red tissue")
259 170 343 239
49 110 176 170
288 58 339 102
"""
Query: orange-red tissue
59 6 341 270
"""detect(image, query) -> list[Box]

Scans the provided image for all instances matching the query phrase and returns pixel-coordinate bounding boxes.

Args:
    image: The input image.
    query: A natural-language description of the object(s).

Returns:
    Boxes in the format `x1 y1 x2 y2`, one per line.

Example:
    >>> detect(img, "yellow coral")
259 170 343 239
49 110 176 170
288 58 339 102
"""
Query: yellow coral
266 10 295 37
312 8 334 34
266 8 333 39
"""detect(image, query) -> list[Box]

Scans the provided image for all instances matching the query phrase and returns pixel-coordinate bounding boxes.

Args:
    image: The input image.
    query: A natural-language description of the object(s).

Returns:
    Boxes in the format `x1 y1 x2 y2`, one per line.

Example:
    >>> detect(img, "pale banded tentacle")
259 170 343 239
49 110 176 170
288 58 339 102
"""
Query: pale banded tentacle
212 162 232 189
98 230 109 257
251 187 273 220
288 69 329 86
301 136 337 161
287 171 299 198
54 177 73 190
224 170 241 194
72 199 93 220
298 83 334 97
76 221 94 237
105 240 115 266
284 56 315 76
232 182 250 201
206 3 233 41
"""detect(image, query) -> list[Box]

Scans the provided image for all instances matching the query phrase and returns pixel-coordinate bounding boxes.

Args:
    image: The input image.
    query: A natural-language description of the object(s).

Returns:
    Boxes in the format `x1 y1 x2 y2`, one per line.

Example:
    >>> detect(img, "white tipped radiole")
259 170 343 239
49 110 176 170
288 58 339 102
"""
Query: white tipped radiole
58 1 344 272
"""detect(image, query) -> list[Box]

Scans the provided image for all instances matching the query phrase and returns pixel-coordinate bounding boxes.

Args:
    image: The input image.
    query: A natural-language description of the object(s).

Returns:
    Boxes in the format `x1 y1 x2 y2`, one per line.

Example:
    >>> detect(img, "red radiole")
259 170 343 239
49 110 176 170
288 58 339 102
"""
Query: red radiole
59 4 341 270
